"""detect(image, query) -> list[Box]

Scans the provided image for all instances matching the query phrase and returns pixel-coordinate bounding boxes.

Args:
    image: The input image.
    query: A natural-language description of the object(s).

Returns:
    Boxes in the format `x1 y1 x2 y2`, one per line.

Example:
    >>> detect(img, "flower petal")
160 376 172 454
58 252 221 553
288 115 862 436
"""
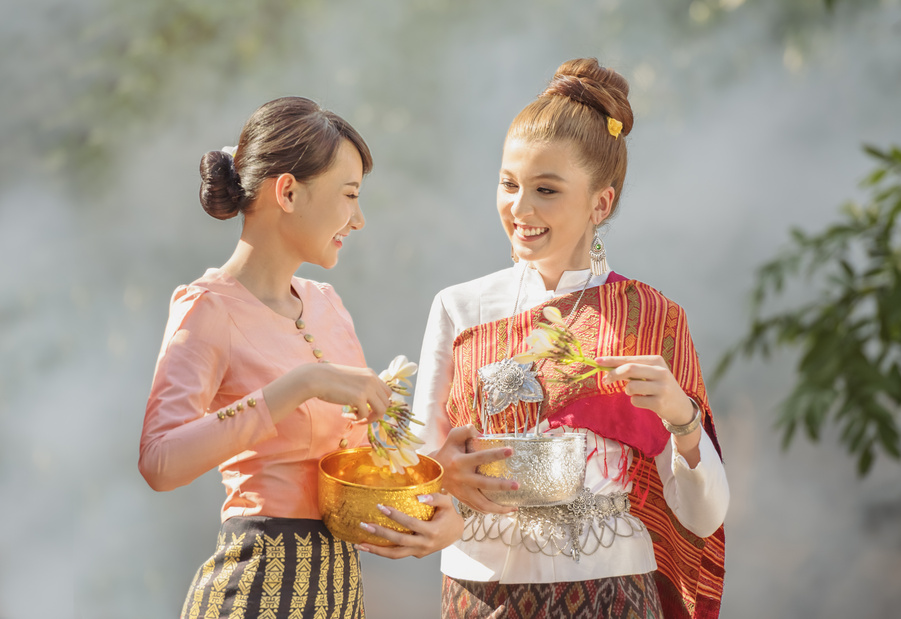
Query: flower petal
542 306 565 325
511 351 540 363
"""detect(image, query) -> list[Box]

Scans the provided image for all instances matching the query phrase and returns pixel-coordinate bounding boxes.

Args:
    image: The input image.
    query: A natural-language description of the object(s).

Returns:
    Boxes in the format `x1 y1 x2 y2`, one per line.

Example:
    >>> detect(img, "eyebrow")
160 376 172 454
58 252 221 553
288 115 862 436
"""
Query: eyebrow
344 181 361 188
499 170 566 183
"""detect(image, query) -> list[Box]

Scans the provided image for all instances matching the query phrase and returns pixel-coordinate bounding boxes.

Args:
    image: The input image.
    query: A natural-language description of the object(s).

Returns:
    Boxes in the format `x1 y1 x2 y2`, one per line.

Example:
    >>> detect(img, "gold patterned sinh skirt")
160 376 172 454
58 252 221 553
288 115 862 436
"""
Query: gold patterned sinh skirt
181 516 364 619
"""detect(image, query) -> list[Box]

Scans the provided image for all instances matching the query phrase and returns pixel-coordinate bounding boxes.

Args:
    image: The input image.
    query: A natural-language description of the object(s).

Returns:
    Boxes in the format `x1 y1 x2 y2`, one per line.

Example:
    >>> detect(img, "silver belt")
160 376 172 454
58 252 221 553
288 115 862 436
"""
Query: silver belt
456 488 644 563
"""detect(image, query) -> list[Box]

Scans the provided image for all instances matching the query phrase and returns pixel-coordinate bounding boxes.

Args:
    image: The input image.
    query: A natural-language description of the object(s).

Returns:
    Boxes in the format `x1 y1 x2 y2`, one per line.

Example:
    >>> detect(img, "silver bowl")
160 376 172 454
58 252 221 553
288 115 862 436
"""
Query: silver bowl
465 433 587 507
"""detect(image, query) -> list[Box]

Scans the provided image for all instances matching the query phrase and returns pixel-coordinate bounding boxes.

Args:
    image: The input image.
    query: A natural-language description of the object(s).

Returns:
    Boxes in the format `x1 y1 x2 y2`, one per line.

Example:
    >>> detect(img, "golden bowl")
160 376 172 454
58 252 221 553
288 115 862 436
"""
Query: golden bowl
466 433 587 507
318 447 444 546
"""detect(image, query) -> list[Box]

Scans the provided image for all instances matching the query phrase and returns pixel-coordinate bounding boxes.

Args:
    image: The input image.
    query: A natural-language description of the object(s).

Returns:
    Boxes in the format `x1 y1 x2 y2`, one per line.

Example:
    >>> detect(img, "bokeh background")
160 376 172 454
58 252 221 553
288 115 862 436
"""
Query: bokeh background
3 0 900 617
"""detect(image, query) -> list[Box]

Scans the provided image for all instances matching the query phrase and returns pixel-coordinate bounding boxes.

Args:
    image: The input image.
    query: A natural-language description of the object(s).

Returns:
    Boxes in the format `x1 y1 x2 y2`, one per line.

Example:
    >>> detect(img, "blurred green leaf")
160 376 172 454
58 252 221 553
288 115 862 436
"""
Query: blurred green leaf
717 145 901 476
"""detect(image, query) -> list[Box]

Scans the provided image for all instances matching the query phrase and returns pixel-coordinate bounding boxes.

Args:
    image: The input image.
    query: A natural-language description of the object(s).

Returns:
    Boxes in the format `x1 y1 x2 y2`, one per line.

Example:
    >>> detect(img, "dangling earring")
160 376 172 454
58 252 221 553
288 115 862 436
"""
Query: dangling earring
589 225 608 276
511 246 519 263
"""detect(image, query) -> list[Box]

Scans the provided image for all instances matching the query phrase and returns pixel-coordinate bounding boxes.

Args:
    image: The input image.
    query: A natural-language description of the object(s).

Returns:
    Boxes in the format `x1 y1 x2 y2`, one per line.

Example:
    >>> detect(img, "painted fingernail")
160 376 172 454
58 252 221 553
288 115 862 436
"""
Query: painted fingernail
510 482 520 490
354 544 369 553
376 503 391 515
417 494 433 504
359 522 376 533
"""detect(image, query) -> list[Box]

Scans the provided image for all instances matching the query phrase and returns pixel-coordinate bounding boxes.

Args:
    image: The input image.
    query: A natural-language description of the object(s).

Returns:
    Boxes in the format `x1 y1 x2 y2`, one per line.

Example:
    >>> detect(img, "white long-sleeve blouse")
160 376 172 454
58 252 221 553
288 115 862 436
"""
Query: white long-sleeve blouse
412 262 729 583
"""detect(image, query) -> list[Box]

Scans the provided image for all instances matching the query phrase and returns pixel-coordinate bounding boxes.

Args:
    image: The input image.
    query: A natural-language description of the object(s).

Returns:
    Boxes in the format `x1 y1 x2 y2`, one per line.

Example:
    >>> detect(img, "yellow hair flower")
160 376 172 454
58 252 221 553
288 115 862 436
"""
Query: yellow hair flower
607 117 623 140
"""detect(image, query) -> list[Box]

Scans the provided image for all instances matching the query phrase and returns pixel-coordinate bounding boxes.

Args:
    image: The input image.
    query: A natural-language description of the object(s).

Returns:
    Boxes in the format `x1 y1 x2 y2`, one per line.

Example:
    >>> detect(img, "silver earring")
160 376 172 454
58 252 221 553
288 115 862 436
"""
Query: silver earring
589 226 608 276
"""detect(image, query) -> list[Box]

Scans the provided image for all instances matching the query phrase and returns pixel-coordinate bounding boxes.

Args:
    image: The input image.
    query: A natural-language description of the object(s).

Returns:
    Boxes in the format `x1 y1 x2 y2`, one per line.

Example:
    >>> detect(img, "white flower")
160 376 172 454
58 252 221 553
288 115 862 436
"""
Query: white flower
526 328 555 351
405 433 425 446
510 350 540 363
542 306 565 325
370 450 390 468
397 445 420 467
221 145 238 158
387 448 408 474
379 354 418 383
512 329 556 364
389 393 406 406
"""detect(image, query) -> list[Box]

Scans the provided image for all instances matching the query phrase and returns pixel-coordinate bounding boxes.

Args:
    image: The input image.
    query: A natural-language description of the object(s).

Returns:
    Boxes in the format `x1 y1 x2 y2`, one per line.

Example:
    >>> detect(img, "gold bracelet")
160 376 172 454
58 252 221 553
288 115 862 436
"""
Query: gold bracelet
662 399 702 435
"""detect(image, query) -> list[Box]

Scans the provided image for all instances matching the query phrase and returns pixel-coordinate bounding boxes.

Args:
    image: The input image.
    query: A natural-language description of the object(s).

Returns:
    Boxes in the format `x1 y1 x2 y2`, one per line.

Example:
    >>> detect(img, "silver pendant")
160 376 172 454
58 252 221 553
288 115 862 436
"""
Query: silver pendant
477 358 544 418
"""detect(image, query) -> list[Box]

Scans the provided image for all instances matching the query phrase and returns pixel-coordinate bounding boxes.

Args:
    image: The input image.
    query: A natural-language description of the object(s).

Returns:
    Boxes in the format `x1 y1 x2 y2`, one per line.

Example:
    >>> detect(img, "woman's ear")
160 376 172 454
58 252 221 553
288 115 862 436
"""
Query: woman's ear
591 186 615 226
274 173 299 213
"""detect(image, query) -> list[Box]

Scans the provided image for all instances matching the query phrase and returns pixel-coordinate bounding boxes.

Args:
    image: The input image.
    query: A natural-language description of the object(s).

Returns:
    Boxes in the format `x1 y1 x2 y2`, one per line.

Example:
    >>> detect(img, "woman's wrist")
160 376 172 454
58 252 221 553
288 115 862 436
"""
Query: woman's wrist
663 398 702 435
261 364 319 423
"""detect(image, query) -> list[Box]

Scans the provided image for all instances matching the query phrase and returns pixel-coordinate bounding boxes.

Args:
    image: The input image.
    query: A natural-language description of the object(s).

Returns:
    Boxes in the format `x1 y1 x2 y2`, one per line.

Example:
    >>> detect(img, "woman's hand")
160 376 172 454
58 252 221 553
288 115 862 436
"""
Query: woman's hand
430 425 519 515
354 492 463 559
308 363 392 424
262 363 391 425
597 355 702 466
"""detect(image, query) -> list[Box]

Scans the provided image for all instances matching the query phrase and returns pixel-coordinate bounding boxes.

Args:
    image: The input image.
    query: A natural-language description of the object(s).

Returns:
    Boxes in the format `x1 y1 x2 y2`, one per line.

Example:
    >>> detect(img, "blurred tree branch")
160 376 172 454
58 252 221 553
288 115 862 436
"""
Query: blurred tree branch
4 0 317 189
715 145 901 475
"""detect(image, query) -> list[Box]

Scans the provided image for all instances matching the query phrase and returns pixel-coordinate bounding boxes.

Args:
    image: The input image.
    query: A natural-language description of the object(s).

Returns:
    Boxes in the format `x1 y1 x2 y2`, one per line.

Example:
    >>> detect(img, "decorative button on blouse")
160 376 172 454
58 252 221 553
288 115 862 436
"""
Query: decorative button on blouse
292 307 352 448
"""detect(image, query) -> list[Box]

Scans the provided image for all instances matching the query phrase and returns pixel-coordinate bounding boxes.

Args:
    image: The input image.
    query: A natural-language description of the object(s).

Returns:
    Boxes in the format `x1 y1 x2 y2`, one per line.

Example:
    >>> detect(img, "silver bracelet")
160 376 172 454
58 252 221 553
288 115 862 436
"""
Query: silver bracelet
662 399 702 435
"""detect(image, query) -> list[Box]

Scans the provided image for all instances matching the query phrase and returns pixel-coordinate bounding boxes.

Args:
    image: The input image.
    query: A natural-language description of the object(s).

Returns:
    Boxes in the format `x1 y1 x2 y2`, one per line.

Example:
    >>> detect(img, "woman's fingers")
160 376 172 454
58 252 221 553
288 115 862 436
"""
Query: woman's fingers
319 363 394 423
596 356 696 425
433 427 519 514
455 486 517 515
465 446 516 468
598 356 668 384
355 494 464 559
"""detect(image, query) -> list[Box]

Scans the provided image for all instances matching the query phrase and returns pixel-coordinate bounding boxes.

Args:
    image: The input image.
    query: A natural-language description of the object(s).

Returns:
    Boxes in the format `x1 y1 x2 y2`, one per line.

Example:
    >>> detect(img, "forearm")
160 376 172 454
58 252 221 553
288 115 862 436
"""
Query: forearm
261 364 321 425
658 429 729 537
139 388 277 491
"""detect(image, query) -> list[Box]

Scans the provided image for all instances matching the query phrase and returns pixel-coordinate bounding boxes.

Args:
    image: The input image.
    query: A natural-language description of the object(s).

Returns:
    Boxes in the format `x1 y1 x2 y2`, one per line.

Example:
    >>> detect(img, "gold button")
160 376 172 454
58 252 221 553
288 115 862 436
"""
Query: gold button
313 349 323 359
304 333 314 343
339 438 348 448
226 408 235 417
217 410 226 420
236 403 244 412
295 318 305 330
247 398 257 408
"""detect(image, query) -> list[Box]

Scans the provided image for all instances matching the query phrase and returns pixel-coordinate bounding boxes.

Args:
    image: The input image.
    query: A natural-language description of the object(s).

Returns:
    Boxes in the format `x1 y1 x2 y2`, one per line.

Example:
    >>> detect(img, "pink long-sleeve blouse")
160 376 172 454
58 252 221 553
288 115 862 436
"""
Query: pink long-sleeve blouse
139 268 368 522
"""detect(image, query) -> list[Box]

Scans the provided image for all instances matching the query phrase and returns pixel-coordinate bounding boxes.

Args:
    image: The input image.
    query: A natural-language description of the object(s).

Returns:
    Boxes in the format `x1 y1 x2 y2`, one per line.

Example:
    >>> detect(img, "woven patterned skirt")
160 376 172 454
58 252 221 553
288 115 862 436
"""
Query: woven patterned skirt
180 516 364 619
442 572 662 619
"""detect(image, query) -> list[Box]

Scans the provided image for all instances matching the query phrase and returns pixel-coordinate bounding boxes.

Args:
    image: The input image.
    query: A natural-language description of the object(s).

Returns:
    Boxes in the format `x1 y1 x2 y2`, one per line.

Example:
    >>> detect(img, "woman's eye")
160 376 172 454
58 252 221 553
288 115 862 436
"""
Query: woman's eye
347 193 360 199
500 181 518 190
537 187 557 195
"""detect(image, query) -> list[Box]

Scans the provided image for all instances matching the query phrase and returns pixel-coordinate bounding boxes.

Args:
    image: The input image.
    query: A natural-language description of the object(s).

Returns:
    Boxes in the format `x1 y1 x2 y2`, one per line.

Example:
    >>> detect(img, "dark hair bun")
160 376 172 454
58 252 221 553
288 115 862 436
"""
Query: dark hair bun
543 58 634 137
199 150 246 220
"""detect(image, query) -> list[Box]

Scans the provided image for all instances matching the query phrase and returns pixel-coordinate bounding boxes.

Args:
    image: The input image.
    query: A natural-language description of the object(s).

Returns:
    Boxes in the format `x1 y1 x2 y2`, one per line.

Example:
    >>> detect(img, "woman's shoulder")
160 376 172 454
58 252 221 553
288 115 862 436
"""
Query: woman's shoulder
158 277 232 347
169 269 239 313
606 275 688 317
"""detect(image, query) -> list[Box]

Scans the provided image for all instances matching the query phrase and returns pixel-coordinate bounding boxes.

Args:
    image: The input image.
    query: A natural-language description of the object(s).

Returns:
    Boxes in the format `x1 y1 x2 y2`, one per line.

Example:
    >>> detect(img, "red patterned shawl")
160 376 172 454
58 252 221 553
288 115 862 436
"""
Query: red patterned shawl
447 274 726 619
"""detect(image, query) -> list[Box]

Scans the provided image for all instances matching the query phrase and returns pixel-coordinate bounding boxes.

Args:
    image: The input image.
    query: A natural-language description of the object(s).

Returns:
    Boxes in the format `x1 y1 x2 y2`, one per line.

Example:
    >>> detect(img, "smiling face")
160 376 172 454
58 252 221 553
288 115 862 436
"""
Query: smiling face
283 138 365 269
497 138 613 286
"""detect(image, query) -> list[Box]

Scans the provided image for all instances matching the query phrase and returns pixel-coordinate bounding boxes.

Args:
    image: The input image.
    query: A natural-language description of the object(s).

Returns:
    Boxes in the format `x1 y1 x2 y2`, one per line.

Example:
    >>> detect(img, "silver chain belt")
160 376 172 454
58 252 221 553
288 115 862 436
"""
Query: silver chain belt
456 488 644 563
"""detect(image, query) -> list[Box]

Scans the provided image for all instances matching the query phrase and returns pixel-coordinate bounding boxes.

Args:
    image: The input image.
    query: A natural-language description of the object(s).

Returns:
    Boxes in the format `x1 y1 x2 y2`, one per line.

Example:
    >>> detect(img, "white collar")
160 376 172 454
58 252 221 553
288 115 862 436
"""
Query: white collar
515 262 611 296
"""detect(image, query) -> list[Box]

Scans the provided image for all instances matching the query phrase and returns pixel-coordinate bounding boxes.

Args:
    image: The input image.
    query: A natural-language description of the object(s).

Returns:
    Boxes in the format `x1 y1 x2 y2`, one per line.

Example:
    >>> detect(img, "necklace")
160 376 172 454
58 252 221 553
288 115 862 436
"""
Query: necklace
477 266 594 434
291 295 354 449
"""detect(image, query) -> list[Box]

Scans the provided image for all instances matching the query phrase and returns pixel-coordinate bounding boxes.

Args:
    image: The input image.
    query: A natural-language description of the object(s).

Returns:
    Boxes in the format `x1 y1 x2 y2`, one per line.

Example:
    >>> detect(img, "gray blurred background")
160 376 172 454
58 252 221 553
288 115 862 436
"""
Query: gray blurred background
2 0 900 617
